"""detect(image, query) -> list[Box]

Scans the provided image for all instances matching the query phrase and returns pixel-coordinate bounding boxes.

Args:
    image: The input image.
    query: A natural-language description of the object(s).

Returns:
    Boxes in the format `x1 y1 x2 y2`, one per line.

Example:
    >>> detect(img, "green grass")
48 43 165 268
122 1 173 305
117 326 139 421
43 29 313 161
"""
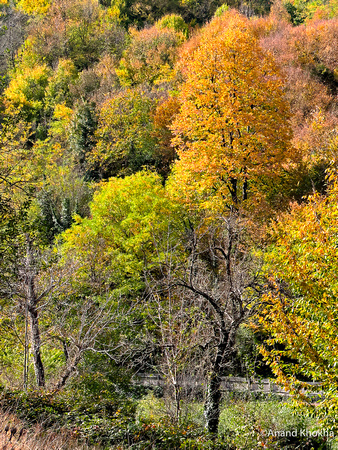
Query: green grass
136 392 338 449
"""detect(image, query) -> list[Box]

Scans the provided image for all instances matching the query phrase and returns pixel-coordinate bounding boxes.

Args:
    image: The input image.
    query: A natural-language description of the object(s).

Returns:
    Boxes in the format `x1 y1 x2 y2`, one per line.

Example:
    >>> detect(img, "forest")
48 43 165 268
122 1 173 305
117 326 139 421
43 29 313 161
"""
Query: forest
0 0 337 447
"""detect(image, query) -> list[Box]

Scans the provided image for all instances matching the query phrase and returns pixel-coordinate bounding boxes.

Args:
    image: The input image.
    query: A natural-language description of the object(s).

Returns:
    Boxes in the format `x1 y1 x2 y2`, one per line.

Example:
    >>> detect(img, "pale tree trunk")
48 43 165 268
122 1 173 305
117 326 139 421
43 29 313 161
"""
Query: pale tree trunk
56 352 82 390
28 304 45 387
25 236 46 388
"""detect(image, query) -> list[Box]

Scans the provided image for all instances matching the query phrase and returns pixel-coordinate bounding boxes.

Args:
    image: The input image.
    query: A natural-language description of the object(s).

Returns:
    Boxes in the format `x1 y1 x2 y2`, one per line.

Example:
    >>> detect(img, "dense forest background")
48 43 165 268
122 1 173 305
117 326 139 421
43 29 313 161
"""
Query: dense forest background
0 0 337 447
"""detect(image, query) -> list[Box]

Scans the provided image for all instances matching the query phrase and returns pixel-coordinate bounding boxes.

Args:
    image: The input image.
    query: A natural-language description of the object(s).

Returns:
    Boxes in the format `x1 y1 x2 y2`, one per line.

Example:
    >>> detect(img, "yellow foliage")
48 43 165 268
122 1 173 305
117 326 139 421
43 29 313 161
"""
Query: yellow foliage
4 64 51 119
49 103 73 141
259 178 338 424
168 11 295 213
0 118 40 208
16 0 50 15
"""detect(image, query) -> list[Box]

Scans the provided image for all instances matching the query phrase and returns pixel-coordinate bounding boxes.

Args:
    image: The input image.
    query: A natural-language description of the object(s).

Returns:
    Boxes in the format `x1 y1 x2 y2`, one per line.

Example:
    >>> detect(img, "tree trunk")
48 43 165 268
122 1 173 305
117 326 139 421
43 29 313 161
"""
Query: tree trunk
25 237 45 388
29 305 45 387
204 370 222 435
204 342 227 435
56 352 82 390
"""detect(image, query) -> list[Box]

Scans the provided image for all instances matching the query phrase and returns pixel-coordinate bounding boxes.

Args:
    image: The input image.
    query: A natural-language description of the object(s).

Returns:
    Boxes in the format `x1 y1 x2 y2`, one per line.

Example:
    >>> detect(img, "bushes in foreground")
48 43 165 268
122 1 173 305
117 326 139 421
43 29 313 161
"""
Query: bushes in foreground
0 386 336 449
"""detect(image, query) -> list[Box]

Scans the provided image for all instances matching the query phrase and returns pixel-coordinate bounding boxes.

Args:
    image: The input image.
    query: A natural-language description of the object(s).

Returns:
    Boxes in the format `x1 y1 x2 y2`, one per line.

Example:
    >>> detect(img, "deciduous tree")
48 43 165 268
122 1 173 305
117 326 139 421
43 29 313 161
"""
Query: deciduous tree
260 175 338 427
91 90 157 178
169 11 294 213
116 25 185 87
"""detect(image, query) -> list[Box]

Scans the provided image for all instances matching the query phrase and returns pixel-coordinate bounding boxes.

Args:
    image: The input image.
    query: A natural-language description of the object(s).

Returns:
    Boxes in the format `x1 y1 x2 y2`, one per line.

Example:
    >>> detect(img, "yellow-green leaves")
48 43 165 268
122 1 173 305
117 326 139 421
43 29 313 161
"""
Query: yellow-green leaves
4 64 52 121
91 89 156 178
16 0 50 16
260 179 338 423
61 171 183 294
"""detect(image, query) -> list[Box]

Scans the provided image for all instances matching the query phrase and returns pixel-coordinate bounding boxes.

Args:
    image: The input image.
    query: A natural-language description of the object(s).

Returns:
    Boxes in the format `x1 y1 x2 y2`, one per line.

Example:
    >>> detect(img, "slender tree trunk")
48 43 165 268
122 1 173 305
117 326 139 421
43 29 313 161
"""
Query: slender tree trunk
25 235 45 388
28 305 45 387
173 380 181 422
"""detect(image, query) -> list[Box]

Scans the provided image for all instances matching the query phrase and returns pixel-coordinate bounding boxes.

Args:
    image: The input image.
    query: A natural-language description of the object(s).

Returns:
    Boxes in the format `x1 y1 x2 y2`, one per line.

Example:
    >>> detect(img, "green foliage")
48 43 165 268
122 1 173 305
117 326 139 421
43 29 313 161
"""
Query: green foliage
61 171 184 294
156 14 189 37
1 386 334 448
218 397 332 449
284 0 308 24
69 101 98 178
106 0 184 27
0 313 27 386
31 167 92 244
0 381 137 446
92 90 157 178
283 0 338 23
214 4 229 16
260 176 338 429
45 59 78 109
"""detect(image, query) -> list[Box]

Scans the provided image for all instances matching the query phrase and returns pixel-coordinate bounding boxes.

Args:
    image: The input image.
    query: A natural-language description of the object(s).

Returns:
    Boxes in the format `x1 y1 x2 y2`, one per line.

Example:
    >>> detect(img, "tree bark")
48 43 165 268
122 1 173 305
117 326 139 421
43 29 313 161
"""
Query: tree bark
25 235 45 388
204 342 226 435
28 305 45 387
204 370 222 435
56 352 82 390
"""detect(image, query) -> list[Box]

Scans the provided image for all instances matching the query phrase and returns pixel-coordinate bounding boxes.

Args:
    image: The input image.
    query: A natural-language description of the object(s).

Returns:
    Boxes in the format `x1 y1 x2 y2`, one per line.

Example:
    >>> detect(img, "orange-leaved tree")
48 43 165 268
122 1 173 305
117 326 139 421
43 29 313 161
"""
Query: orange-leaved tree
168 11 295 213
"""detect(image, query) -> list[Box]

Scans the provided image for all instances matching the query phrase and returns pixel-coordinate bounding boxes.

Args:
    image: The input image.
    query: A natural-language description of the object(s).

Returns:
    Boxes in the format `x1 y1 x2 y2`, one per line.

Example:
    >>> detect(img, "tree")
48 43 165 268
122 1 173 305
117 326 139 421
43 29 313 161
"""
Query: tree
152 95 180 179
259 175 338 429
69 101 98 178
0 235 62 388
4 63 52 123
257 14 338 198
116 25 185 87
104 0 184 27
0 4 27 81
91 90 157 178
0 115 39 215
0 225 129 390
156 14 189 37
162 214 263 434
61 171 182 294
21 0 126 71
169 11 294 212
16 0 50 16
32 166 93 244
59 171 187 389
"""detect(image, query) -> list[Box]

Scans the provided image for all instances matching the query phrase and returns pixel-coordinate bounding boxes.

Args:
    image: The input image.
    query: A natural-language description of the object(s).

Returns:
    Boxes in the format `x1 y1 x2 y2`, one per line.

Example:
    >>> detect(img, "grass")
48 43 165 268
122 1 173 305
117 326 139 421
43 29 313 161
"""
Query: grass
136 392 338 449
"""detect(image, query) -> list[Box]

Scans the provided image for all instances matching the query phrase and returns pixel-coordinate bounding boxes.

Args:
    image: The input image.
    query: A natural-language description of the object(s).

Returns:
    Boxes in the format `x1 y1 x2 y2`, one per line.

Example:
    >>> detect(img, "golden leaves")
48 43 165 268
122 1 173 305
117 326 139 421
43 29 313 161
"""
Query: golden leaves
168 10 294 212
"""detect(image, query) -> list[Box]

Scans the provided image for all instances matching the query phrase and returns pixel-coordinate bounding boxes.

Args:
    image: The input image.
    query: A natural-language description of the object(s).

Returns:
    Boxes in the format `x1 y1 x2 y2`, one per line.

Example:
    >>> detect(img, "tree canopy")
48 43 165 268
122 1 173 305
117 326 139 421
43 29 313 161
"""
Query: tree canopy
168 11 295 212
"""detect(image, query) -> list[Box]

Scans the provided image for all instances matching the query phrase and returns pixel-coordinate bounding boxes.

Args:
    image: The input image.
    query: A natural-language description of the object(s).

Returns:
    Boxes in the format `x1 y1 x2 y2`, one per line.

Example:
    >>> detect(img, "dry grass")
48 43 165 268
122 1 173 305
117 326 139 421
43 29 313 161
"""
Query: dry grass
0 410 97 450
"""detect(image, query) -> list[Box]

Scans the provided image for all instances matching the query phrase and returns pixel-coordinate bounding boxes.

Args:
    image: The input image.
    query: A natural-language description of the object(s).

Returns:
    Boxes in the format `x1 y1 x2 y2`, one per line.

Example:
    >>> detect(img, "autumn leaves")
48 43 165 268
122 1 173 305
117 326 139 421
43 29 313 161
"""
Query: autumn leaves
170 12 293 212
